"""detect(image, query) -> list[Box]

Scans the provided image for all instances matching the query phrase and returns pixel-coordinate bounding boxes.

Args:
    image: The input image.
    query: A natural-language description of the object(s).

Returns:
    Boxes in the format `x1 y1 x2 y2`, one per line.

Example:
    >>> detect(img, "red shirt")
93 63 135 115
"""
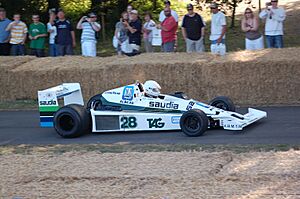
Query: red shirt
161 16 178 44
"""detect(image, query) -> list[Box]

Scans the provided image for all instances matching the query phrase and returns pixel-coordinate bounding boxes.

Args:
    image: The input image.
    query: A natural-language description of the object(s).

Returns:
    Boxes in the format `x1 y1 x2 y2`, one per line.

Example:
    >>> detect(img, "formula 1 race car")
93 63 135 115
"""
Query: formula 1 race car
38 81 267 138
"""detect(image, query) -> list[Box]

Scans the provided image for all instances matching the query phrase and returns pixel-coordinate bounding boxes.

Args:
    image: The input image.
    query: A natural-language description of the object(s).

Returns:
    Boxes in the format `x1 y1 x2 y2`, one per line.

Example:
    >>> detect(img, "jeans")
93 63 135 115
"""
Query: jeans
162 41 175 52
265 35 283 48
49 44 57 57
186 38 204 53
143 38 153 53
11 44 25 56
57 44 73 56
31 48 45 57
0 43 11 56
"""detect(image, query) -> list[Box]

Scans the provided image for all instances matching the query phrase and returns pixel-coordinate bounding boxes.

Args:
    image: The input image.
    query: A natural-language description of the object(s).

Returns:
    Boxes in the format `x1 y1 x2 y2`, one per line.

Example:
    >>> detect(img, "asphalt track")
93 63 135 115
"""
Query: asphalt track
0 107 299 145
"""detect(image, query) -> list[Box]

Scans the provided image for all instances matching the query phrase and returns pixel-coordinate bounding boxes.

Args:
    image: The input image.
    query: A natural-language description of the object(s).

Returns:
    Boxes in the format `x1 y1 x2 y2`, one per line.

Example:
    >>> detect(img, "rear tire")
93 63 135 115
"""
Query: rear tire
209 96 236 112
54 104 91 138
180 109 208 137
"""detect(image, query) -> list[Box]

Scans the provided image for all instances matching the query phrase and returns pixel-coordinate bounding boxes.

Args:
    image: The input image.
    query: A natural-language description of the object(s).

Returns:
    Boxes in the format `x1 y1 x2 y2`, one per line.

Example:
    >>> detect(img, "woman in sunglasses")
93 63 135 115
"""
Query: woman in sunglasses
241 8 264 50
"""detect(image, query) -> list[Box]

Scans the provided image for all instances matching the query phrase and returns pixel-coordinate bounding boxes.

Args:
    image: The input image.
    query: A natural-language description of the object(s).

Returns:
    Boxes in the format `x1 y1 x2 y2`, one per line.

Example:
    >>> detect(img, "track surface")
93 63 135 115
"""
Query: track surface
0 107 299 145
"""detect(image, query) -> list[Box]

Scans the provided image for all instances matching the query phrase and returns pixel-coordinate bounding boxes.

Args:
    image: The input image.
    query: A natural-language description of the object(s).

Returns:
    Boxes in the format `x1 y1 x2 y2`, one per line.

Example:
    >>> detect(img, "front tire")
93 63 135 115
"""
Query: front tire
209 96 236 112
180 109 208 137
54 104 91 138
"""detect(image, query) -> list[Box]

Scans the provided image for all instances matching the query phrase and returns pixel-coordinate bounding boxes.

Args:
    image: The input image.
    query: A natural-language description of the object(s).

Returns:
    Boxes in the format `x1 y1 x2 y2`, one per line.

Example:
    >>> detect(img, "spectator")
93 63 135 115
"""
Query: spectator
181 4 205 53
28 15 47 57
127 4 133 14
52 9 76 56
241 8 264 50
123 10 142 55
114 11 129 55
77 12 101 57
0 8 11 56
259 0 286 48
6 14 27 56
159 0 179 23
143 12 156 53
158 7 178 52
47 9 57 57
209 2 227 55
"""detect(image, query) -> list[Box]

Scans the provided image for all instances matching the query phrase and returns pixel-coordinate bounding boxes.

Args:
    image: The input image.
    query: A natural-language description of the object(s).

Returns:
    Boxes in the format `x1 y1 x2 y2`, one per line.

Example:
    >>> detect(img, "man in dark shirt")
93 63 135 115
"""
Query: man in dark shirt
181 4 205 53
51 9 76 56
124 10 142 55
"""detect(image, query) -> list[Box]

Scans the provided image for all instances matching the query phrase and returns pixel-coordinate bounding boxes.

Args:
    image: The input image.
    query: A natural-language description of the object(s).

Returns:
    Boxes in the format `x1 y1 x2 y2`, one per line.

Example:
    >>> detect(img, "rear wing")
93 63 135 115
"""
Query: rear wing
38 83 84 127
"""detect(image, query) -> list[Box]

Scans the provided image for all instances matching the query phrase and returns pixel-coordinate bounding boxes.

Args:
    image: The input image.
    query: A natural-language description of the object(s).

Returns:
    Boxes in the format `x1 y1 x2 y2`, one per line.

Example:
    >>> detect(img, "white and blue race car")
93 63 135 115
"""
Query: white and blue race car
38 81 267 138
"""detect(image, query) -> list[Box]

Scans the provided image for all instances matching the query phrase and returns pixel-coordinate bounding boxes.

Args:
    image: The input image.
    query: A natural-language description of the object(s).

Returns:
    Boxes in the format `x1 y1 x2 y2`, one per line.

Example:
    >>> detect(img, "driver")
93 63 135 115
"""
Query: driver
143 80 161 98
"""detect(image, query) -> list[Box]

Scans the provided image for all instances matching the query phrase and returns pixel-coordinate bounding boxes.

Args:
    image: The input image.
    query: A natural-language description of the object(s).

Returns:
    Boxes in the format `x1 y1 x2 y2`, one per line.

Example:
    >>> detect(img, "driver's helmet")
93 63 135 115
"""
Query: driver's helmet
144 80 161 97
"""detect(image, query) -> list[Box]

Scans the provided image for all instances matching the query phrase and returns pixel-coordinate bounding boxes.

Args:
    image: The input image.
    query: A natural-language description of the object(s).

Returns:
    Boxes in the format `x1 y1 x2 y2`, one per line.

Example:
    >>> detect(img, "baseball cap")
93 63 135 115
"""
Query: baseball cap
210 2 218 9
187 4 193 9
88 12 97 17
130 10 138 14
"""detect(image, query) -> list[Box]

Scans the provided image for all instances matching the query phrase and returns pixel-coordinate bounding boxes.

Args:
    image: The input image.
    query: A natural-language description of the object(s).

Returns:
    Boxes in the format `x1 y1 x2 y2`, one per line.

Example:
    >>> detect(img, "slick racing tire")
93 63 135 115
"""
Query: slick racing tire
209 96 236 112
86 94 102 110
54 104 91 138
180 109 208 137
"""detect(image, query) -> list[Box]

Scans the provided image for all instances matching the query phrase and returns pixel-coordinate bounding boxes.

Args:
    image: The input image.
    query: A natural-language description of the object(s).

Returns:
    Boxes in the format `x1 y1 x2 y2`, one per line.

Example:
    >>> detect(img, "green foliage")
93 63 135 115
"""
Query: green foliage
60 0 92 21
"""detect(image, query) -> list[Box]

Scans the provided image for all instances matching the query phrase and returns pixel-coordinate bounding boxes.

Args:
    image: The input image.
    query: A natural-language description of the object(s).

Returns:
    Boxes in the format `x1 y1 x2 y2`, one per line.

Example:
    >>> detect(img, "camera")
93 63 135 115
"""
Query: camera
266 2 272 6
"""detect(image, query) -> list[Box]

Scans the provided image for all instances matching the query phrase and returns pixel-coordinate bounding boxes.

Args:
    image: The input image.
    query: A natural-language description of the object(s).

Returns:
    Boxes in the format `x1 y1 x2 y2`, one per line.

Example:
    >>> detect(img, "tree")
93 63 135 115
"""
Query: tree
192 0 248 28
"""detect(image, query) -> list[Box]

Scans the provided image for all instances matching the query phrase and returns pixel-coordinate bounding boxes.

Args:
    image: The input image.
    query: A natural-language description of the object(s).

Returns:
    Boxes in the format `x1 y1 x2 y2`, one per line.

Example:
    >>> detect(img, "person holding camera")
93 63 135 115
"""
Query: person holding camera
6 14 28 56
77 12 101 57
114 12 129 55
259 0 286 48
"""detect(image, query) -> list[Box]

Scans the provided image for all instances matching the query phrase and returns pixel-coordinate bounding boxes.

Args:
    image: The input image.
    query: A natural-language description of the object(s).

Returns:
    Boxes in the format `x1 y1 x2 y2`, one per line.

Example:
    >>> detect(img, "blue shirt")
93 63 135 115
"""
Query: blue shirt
0 18 11 43
54 19 73 45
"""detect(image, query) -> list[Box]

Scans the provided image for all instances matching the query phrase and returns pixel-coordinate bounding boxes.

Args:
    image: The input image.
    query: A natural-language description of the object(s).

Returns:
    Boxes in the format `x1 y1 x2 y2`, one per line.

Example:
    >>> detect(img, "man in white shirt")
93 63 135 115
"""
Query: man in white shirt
259 0 285 48
209 2 227 55
47 9 57 56
159 0 178 23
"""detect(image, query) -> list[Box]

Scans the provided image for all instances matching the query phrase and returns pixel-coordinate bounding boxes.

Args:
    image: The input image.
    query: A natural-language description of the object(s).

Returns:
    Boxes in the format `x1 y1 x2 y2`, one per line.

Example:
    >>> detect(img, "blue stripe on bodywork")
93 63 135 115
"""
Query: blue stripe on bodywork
40 122 54 127
40 117 53 123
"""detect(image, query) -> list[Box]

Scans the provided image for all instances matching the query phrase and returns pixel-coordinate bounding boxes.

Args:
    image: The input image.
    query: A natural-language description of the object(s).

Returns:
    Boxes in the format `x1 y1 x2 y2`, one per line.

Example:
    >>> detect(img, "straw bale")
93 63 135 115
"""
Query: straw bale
0 48 299 105
0 150 299 198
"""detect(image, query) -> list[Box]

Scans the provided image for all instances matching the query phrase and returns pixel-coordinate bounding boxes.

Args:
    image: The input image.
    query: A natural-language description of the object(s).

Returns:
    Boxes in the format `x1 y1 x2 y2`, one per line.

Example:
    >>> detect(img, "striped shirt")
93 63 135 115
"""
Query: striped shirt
9 21 28 44
81 22 100 42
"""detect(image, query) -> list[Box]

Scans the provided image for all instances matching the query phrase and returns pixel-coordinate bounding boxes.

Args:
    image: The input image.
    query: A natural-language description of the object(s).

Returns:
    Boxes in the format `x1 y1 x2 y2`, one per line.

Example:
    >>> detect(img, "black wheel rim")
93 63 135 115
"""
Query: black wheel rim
58 114 75 131
184 116 201 132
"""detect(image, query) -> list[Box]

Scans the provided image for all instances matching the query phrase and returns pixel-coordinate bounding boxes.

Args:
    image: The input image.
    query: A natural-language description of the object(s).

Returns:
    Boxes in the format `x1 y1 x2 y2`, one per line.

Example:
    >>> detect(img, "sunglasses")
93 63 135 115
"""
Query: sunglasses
245 12 252 14
187 8 193 11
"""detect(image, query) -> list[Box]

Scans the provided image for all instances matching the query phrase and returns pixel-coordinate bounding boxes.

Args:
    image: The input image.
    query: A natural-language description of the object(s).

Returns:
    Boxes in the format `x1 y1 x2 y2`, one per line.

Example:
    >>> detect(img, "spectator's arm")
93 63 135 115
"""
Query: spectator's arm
21 33 27 44
201 27 205 39
76 17 85 29
251 17 259 31
114 28 120 38
127 25 137 33
241 18 249 32
181 27 187 40
161 19 177 32
272 9 286 22
71 31 76 47
259 9 268 19
5 22 14 31
217 25 226 44
91 22 101 32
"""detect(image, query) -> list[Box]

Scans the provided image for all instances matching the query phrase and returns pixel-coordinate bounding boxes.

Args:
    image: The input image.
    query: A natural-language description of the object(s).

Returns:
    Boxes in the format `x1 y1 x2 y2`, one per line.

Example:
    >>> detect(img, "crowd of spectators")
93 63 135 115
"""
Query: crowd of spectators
0 0 286 57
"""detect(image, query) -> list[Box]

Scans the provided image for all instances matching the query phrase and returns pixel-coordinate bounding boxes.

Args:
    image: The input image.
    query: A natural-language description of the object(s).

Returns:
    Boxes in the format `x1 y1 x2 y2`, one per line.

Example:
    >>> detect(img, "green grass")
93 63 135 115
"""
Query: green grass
0 144 299 155
0 100 37 110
